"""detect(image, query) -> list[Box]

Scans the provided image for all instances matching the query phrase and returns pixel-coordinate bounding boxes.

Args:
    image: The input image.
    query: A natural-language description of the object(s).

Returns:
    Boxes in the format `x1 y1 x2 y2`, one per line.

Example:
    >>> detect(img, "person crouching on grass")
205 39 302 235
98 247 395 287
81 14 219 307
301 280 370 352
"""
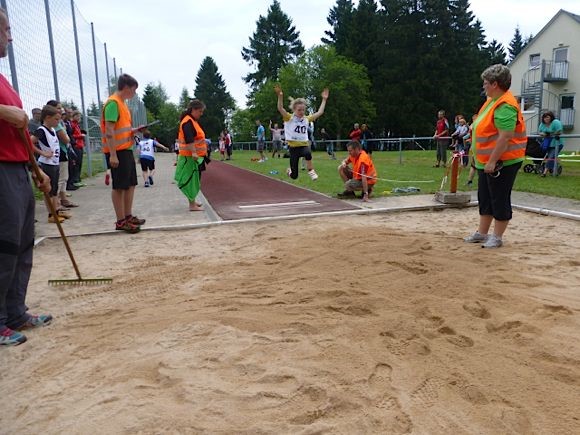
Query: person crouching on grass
274 84 329 180
337 140 377 202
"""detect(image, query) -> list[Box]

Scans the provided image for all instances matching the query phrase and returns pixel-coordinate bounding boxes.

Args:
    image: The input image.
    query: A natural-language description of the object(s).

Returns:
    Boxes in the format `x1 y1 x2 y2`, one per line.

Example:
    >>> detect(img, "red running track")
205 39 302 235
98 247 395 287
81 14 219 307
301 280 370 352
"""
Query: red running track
201 161 358 220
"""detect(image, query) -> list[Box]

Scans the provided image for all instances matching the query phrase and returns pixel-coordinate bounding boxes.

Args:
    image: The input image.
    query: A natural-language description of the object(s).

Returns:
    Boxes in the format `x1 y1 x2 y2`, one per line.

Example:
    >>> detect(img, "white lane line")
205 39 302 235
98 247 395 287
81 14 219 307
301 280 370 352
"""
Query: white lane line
238 200 318 209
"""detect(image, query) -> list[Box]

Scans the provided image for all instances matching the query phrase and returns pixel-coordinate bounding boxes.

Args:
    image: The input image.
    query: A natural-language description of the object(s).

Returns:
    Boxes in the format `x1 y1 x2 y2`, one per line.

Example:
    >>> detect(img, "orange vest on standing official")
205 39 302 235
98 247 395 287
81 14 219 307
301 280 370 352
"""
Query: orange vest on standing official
474 90 527 164
178 115 207 157
100 93 133 154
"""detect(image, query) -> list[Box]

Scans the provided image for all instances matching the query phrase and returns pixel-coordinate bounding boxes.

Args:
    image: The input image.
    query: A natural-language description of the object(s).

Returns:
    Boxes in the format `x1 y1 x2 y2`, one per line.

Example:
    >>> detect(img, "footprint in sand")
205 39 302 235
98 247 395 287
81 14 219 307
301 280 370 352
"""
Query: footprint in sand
437 326 475 348
463 301 491 319
410 377 446 408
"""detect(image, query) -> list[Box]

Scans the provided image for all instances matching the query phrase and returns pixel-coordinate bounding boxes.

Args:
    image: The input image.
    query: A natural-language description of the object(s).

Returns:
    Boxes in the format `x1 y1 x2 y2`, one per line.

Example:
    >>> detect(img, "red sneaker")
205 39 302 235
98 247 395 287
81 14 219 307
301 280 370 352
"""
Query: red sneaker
127 215 146 226
105 173 110 186
115 219 140 233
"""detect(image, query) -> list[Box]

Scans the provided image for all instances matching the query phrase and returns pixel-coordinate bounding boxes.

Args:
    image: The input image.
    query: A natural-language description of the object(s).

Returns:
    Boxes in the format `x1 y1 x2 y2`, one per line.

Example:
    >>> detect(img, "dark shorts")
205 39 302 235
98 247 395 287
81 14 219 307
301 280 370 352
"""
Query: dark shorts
140 158 155 171
257 139 265 152
106 149 138 190
39 163 59 197
477 161 522 221
288 145 312 179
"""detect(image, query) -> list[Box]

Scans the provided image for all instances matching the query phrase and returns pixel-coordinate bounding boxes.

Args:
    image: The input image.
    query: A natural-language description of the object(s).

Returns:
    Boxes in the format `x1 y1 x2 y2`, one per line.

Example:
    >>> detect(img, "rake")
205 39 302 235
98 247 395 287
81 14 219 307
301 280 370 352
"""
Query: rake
19 129 113 286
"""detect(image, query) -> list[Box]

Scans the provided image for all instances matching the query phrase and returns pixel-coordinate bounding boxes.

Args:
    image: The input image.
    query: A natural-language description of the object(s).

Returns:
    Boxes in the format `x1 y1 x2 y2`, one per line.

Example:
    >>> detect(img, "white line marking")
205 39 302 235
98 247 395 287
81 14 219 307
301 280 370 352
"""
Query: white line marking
238 200 318 209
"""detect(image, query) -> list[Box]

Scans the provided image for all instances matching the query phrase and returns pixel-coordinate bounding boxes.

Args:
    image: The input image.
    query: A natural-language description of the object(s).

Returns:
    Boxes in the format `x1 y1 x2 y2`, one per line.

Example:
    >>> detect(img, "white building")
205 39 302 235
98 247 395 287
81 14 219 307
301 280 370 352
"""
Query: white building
509 9 579 151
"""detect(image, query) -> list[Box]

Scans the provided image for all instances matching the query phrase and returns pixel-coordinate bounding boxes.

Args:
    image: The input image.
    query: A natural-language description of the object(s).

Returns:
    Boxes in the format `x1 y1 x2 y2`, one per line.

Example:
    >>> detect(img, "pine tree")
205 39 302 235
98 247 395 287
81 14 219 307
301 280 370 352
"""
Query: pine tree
508 26 524 61
321 0 355 55
241 0 304 92
178 87 191 112
142 83 169 119
87 101 100 117
486 39 507 65
194 56 236 140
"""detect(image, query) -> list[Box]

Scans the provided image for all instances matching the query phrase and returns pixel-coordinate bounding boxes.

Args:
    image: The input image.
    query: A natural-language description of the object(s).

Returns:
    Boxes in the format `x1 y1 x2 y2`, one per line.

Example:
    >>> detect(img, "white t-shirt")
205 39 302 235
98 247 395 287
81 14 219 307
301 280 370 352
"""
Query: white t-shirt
138 139 157 159
36 126 60 165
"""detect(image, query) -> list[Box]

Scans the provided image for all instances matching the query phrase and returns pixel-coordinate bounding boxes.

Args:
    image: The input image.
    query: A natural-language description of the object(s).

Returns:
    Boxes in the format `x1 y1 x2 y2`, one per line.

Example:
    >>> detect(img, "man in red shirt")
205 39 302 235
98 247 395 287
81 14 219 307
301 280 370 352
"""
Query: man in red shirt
0 8 53 346
433 109 450 167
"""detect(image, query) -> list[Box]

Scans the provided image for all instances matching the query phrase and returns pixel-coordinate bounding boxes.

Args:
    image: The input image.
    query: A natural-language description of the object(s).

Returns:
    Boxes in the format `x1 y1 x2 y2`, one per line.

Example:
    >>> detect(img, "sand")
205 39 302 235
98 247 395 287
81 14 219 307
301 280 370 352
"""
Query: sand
1 208 579 434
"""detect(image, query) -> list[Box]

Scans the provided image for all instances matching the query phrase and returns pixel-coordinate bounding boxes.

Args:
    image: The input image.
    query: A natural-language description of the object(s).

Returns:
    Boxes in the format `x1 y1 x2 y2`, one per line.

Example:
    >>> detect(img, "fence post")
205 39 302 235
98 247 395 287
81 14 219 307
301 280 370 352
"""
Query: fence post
104 43 111 97
113 57 118 82
44 0 60 100
91 23 101 105
398 138 403 164
71 0 91 177
1 0 19 93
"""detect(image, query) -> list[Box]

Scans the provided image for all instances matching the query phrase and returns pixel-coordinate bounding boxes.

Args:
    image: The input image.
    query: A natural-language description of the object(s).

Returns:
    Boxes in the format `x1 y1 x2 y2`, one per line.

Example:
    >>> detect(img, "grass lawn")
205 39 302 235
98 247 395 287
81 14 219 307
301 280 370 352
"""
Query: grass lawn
222 149 580 201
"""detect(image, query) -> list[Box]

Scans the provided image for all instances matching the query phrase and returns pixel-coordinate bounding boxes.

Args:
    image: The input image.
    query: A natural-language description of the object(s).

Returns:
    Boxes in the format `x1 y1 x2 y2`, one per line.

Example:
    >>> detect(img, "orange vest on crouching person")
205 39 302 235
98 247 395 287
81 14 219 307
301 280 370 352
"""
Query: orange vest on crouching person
177 115 207 157
100 93 133 154
349 150 377 185
474 90 527 165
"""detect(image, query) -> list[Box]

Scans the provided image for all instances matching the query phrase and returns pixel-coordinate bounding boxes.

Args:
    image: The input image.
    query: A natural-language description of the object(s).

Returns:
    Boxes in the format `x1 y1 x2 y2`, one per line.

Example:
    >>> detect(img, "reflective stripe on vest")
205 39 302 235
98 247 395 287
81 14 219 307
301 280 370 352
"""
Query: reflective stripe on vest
474 91 527 164
178 115 206 157
100 94 133 152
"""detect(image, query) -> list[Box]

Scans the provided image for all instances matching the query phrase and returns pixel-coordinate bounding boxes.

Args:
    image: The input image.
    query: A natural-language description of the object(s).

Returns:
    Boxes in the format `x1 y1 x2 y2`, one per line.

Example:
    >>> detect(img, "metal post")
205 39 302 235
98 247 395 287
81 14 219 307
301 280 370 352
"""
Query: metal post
104 43 111 96
113 57 118 82
398 138 403 164
1 0 19 92
71 0 91 176
91 23 101 105
44 0 60 100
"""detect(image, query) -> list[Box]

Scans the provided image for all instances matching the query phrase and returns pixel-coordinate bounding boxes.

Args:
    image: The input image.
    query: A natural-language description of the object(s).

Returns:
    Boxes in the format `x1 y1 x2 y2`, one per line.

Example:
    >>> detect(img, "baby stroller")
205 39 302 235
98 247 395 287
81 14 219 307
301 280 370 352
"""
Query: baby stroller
523 137 563 176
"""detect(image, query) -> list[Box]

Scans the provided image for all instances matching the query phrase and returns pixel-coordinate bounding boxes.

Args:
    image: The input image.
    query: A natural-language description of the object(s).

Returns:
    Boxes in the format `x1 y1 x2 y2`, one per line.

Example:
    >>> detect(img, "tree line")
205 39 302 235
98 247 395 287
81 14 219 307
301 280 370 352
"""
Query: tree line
137 0 532 144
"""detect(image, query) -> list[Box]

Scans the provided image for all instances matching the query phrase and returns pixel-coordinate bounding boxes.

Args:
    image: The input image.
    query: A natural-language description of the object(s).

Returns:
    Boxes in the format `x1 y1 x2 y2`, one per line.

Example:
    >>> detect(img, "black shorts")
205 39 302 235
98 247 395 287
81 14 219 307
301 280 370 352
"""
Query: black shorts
140 158 155 171
39 163 59 197
106 149 138 190
477 161 522 221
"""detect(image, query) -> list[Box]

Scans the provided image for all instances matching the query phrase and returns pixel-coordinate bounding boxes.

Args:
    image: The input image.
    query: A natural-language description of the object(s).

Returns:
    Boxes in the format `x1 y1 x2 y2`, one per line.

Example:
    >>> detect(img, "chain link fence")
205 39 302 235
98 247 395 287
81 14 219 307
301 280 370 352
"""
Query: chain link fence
0 0 147 176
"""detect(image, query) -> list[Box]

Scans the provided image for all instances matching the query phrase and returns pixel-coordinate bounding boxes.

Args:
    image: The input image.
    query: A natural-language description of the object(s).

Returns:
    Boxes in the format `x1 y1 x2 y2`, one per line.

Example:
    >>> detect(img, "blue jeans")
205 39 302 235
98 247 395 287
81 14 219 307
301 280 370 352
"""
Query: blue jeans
546 145 563 171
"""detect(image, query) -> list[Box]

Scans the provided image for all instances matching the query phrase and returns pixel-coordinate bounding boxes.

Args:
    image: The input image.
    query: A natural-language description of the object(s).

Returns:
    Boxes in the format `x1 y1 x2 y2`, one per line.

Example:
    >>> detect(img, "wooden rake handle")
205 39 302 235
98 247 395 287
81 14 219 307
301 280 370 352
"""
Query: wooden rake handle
18 128 83 281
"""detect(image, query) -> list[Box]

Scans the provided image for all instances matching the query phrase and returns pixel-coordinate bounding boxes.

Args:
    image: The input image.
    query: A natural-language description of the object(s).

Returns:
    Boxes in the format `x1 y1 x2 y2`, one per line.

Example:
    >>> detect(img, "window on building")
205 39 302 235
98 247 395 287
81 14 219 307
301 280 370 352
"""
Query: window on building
529 53 540 68
553 47 568 63
561 95 574 110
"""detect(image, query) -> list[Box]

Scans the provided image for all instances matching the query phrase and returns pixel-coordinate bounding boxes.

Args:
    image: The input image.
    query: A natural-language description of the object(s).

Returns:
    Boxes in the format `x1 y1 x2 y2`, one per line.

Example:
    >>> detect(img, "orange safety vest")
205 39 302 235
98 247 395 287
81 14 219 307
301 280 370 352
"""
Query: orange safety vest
178 115 207 157
348 150 377 185
474 90 527 164
100 93 133 153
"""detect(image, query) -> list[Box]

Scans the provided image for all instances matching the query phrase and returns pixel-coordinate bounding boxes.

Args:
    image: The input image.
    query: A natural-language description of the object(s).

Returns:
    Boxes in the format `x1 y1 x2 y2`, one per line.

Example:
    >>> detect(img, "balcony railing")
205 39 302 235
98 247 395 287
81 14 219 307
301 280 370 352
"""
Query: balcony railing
561 108 575 129
543 60 569 82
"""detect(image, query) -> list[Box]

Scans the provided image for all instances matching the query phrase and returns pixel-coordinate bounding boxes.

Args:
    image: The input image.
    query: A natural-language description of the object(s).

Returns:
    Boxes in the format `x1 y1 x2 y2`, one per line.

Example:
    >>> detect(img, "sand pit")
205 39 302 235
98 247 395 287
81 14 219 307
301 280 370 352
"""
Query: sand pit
1 208 579 434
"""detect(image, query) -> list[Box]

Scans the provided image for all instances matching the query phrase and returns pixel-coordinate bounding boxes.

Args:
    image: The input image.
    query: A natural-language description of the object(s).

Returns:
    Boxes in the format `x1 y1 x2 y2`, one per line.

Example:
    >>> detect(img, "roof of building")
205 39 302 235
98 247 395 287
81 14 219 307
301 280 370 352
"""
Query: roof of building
510 9 580 65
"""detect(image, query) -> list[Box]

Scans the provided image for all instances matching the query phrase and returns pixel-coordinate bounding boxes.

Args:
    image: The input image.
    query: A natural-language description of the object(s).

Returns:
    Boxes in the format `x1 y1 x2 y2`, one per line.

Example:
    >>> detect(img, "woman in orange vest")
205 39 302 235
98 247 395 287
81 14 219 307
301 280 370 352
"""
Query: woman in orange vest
174 99 207 211
464 64 526 248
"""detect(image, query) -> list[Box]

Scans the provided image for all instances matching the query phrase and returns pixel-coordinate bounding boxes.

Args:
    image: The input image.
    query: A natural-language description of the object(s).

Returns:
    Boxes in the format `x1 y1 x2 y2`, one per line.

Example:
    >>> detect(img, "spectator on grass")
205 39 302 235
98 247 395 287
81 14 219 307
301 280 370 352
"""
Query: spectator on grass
269 121 283 158
349 123 362 142
463 64 526 249
224 128 232 160
319 127 335 159
433 109 450 167
255 119 266 162
360 123 373 154
337 140 377 202
538 111 564 177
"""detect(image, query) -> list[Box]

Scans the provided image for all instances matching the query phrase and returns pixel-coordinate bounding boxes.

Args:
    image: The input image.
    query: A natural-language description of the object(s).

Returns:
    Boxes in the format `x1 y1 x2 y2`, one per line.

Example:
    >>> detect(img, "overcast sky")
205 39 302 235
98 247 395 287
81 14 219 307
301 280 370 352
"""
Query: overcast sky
73 0 578 108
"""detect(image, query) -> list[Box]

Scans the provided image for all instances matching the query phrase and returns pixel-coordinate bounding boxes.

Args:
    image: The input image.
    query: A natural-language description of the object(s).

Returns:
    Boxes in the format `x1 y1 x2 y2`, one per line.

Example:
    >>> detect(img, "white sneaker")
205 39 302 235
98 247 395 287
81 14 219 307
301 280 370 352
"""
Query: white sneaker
308 169 318 180
482 234 503 249
463 231 488 243
258 159 265 163
286 167 292 177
